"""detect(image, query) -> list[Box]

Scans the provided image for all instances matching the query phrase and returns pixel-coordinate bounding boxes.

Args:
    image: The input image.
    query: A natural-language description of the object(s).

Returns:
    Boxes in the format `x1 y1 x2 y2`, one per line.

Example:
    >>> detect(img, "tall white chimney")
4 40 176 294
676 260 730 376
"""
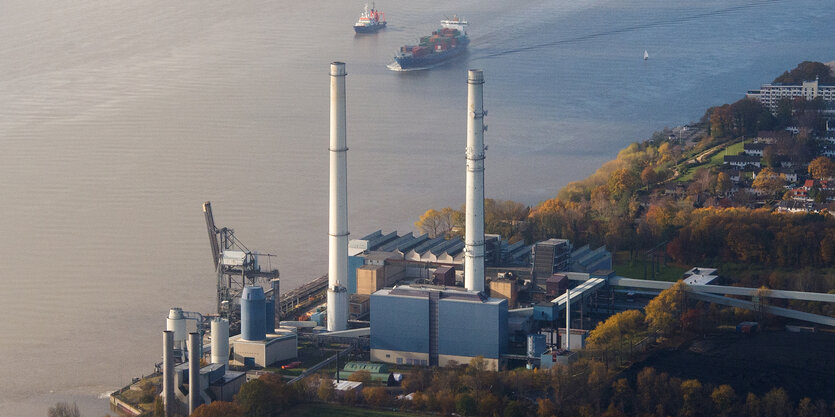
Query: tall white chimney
327 62 349 331
464 69 486 293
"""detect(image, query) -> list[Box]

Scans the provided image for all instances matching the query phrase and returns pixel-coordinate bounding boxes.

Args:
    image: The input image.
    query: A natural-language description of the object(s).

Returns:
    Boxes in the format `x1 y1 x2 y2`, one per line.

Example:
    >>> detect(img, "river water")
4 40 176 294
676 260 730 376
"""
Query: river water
0 0 831 415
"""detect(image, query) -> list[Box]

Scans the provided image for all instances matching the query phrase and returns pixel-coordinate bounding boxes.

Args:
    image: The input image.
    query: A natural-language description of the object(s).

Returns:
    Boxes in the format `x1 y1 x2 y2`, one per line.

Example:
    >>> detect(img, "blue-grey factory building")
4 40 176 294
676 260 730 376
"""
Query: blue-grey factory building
370 285 508 370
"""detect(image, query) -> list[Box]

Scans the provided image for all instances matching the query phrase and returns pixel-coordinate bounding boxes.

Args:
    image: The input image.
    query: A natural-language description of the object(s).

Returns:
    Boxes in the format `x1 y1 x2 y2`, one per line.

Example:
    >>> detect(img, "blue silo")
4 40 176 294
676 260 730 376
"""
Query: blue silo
241 286 266 341
265 298 276 334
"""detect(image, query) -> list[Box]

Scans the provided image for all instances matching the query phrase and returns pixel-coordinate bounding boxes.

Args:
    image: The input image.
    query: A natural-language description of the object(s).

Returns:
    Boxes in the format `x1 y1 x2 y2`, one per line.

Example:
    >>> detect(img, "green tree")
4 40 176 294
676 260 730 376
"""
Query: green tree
504 400 526 417
236 379 277 417
455 393 477 416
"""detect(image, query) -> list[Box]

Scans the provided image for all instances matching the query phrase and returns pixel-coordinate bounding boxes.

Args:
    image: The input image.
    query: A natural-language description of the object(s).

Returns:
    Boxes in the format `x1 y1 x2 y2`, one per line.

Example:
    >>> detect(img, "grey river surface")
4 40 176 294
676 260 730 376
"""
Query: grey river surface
0 0 831 415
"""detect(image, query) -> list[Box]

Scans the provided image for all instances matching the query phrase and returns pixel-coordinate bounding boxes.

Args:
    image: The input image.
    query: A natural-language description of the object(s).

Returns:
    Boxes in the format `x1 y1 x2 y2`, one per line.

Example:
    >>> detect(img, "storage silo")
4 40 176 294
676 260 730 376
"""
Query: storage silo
265 298 276 334
241 286 266 341
527 334 546 358
210 318 230 367
166 308 186 351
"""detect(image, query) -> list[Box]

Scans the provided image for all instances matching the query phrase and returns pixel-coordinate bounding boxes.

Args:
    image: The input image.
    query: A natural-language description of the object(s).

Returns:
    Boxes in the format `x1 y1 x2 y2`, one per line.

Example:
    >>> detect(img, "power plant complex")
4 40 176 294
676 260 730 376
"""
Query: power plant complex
147 63 607 415
121 59 835 417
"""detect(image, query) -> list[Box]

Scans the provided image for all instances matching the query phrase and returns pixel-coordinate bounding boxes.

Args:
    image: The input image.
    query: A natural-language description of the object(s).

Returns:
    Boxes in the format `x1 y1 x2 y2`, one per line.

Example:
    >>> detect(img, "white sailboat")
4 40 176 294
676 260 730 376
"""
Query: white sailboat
643 50 649 60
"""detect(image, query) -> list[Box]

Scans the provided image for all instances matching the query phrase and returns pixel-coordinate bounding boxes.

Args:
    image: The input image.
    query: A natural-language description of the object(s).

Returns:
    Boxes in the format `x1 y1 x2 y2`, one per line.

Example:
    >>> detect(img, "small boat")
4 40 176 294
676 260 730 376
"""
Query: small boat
354 3 386 34
643 50 649 60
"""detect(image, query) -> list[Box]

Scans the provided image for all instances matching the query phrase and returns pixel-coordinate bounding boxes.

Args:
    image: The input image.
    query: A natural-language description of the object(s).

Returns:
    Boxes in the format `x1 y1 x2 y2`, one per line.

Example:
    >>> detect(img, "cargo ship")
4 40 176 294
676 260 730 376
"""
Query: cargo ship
388 16 468 71
354 3 386 33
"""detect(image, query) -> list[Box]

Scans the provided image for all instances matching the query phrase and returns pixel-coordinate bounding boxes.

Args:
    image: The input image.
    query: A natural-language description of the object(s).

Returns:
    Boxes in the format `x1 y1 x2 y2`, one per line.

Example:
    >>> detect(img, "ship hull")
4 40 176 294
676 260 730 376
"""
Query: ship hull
393 38 469 70
354 22 386 33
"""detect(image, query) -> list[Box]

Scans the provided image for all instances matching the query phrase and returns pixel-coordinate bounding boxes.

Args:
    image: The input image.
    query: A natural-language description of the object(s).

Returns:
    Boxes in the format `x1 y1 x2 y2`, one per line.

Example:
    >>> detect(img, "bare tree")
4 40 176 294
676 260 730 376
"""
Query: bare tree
48 402 81 417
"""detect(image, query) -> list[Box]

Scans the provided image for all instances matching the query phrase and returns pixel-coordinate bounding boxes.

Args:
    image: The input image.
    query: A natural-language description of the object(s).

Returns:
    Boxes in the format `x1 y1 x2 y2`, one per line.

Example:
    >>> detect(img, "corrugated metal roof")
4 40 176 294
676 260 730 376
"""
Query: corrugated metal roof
411 236 446 254
378 232 415 252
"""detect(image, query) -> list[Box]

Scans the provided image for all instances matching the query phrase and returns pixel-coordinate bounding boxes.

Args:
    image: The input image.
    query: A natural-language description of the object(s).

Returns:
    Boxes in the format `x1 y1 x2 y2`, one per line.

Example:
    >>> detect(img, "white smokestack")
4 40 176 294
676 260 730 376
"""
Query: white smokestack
465 69 486 293
327 62 349 331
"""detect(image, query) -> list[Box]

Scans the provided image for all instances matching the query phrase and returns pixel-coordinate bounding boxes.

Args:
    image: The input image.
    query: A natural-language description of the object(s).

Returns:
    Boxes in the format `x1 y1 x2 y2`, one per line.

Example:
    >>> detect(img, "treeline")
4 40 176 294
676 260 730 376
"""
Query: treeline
666 208 835 269
773 61 835 85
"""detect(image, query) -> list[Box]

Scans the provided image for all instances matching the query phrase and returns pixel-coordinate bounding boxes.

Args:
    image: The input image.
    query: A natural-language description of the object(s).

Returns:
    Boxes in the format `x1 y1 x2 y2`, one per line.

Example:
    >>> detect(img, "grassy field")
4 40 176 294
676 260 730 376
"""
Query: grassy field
612 252 688 282
284 403 431 417
676 139 745 182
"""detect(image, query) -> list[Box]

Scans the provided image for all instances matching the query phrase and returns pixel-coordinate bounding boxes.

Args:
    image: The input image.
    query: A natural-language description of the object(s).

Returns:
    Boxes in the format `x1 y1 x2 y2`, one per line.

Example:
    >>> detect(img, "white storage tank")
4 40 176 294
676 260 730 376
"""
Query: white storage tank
166 308 186 350
211 318 230 367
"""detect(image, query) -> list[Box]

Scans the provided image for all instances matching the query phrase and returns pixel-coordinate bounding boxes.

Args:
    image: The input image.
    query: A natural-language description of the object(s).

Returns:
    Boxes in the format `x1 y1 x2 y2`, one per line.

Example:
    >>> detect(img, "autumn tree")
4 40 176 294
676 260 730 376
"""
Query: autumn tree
415 207 455 238
347 370 371 383
752 168 786 200
608 167 641 201
716 172 732 194
586 310 645 365
773 61 835 84
645 281 687 334
808 156 834 180
537 398 557 417
760 388 792 417
711 385 738 417
315 377 334 402
362 386 391 407
192 401 244 417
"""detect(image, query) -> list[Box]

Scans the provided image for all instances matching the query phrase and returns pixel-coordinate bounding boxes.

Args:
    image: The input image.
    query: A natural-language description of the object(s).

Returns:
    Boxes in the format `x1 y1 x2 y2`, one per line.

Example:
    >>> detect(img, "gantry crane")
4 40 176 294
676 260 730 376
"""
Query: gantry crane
203 201 279 319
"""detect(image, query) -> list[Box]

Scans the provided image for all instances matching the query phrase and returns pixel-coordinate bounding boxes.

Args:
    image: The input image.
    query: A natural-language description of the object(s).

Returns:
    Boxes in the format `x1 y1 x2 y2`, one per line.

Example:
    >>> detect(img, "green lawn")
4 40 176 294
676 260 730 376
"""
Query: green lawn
675 139 746 182
613 256 688 282
285 403 431 417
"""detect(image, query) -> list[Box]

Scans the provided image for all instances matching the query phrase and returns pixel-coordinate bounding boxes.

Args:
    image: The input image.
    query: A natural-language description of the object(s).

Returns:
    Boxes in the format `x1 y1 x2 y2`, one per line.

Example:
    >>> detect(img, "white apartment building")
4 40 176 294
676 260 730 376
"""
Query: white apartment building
746 77 835 113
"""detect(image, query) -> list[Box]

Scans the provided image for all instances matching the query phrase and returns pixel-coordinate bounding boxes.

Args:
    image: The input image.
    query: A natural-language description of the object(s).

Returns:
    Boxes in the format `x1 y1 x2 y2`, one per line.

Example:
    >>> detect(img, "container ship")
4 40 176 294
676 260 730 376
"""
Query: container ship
354 3 386 33
389 16 468 71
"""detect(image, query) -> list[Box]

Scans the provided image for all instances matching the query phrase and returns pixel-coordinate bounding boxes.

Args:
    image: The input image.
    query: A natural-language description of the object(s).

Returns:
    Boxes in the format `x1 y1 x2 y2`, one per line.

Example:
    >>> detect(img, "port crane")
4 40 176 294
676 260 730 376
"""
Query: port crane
203 201 279 319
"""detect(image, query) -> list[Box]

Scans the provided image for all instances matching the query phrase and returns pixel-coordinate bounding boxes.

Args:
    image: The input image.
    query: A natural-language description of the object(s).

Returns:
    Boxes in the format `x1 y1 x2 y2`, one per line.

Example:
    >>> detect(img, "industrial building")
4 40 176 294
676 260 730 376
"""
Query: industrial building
531 239 572 284
370 285 508 371
229 285 298 367
346 230 531 294
229 332 297 368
